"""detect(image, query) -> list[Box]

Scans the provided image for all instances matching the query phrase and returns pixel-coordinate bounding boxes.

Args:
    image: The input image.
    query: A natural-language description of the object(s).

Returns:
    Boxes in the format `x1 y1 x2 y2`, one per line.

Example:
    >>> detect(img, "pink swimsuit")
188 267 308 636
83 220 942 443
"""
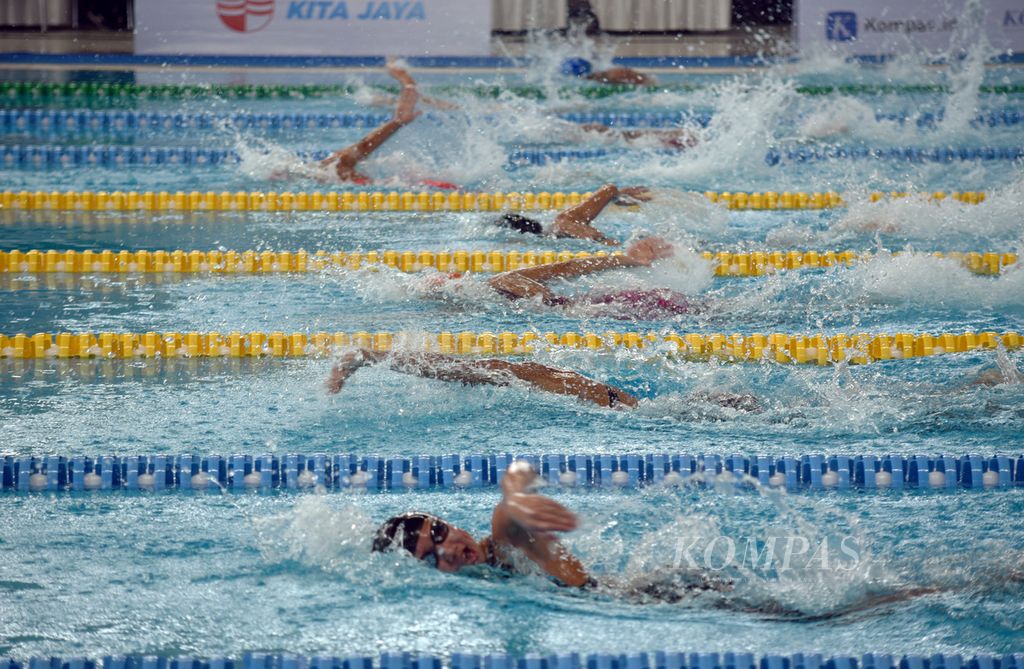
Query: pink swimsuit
586 289 699 320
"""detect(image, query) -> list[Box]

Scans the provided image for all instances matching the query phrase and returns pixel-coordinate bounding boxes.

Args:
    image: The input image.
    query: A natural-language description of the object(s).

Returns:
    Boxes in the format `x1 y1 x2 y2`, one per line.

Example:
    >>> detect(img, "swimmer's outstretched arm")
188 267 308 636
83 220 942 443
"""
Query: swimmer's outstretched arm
548 184 651 246
491 462 593 588
488 236 674 304
319 64 421 181
326 349 637 408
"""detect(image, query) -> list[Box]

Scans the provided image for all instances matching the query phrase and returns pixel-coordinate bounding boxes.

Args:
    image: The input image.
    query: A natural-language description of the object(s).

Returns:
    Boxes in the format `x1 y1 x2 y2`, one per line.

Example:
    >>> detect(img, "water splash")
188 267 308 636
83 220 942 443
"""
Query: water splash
251 494 377 572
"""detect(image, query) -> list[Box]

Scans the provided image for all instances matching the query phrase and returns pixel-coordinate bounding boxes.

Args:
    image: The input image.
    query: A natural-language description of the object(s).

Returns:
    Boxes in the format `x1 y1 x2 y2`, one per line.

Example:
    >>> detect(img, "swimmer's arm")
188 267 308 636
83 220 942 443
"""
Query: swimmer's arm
488 256 642 297
327 351 636 408
317 117 406 179
499 361 638 408
327 349 513 393
488 237 673 301
447 359 637 408
319 68 419 178
386 65 457 111
549 184 621 246
492 465 592 588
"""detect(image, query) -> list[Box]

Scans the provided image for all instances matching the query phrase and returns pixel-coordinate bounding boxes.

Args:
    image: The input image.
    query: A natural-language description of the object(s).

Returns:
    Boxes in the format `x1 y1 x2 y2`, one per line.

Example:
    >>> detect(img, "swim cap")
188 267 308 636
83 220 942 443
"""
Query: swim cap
560 57 593 77
372 512 446 555
496 213 543 235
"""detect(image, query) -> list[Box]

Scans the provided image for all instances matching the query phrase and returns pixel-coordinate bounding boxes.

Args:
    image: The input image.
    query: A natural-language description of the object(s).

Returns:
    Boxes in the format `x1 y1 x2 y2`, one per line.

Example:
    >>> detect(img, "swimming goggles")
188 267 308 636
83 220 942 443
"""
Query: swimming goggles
398 513 450 566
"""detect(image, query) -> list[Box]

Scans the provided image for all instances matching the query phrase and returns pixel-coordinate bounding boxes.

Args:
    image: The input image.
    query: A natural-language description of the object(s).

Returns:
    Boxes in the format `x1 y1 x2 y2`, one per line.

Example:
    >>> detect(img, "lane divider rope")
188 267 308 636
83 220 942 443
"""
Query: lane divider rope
763 145 1024 165
6 110 1022 136
3 143 1021 169
506 146 1024 168
2 451 1021 492
1 109 704 134
0 189 989 212
2 79 1023 99
1 249 1016 277
0 331 1019 362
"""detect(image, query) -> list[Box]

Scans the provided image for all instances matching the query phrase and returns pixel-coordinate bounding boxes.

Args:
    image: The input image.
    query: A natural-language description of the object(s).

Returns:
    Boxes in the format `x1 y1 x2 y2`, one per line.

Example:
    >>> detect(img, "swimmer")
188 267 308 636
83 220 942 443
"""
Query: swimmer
487 236 702 319
496 183 652 246
316 62 422 184
413 237 700 320
373 460 732 598
560 57 655 86
371 462 978 616
327 348 638 408
326 347 761 413
372 461 591 584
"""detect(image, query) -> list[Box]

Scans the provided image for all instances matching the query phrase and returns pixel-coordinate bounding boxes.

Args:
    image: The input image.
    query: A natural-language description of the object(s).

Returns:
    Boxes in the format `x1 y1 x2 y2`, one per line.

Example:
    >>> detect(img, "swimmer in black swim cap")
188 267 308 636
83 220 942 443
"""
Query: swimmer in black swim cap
369 462 984 613
494 183 652 246
373 462 593 586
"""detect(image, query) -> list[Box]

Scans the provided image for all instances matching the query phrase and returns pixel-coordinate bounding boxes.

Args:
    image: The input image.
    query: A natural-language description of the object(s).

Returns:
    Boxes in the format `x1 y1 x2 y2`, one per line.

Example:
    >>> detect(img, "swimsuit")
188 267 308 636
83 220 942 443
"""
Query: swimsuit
587 289 698 320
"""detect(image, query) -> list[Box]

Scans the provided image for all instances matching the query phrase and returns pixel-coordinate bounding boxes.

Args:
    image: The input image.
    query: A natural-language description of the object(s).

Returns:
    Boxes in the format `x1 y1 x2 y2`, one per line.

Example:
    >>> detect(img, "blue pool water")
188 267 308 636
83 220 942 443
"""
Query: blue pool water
1 48 1023 661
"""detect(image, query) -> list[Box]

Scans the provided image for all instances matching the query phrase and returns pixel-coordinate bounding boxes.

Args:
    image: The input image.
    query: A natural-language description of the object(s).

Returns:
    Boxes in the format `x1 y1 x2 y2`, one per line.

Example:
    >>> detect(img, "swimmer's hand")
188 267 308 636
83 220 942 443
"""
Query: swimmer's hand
625 236 674 266
502 493 579 539
499 463 578 538
492 460 590 588
614 186 652 206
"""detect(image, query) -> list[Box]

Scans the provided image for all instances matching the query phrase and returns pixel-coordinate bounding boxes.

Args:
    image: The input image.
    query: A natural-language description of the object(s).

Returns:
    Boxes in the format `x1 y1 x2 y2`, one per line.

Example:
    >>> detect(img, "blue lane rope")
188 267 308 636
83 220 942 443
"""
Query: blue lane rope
0 110 708 135
507 146 1024 168
3 109 1024 138
0 144 327 167
2 143 1022 169
2 652 1023 669
2 452 1020 493
763 145 1024 165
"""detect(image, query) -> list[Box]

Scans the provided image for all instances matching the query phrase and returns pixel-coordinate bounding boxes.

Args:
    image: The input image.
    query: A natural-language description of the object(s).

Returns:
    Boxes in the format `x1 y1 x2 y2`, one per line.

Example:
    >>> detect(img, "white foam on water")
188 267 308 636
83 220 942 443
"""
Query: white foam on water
566 246 715 298
633 189 731 239
322 265 494 307
570 486 886 616
812 180 1024 245
623 77 797 185
845 252 1024 310
252 495 376 573
233 134 332 182
797 96 883 141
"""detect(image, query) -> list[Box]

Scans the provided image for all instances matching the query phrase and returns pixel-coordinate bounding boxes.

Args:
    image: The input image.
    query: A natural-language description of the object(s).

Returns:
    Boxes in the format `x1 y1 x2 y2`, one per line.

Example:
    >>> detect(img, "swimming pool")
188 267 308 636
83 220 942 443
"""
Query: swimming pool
1 47 1023 664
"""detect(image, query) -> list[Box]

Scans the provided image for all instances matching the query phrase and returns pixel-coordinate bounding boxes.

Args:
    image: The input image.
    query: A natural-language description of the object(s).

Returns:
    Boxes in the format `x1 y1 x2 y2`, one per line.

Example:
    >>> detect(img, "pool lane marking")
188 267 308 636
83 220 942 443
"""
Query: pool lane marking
0 190 988 211
0 330 1019 363
0 248 1016 276
2 452 1019 491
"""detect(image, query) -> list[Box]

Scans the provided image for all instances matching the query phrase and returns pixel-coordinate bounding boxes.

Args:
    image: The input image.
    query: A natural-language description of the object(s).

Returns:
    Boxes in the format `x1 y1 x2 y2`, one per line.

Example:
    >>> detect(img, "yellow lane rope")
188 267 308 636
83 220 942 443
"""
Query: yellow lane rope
0 330 1019 364
0 190 988 212
1 249 1016 276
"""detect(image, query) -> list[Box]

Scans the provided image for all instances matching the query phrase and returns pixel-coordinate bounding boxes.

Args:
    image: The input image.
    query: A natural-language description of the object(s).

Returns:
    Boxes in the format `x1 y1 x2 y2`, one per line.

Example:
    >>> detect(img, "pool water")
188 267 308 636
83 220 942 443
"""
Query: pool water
1 490 1023 658
1 47 1023 661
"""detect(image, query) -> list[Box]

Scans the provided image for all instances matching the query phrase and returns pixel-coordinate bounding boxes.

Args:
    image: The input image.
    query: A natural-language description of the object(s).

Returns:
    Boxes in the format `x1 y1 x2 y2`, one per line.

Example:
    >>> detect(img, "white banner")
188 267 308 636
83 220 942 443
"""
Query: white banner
797 0 1024 56
135 0 492 56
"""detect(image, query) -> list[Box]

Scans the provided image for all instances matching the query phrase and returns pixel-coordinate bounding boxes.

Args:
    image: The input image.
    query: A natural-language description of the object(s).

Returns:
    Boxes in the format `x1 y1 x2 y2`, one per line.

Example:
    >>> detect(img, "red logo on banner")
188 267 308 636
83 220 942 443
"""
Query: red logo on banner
216 0 274 33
